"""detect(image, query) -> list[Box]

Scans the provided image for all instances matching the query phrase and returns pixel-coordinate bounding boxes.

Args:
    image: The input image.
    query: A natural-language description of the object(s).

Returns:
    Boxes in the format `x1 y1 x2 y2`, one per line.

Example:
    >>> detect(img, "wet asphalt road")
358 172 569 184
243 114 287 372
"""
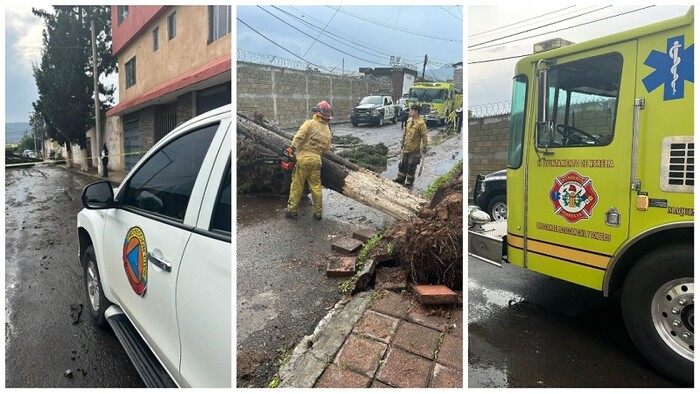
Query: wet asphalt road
5 165 144 388
236 121 463 387
468 256 679 388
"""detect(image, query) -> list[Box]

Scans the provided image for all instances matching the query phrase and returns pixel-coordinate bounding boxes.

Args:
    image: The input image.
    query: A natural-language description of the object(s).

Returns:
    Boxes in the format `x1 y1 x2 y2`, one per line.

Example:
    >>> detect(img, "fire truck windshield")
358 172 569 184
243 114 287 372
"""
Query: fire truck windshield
408 88 448 103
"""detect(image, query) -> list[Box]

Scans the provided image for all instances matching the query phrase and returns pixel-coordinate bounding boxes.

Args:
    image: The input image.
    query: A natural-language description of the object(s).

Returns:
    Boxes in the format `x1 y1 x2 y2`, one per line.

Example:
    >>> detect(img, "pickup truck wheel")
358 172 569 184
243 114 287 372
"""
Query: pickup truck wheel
487 194 507 221
83 245 110 328
622 244 693 386
392 112 397 124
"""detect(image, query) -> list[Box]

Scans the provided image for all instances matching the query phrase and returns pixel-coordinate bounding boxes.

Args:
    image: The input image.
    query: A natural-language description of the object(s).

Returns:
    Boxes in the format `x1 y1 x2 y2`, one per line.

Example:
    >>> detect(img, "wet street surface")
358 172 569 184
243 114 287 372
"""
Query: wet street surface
5 165 144 388
236 121 463 387
468 256 679 388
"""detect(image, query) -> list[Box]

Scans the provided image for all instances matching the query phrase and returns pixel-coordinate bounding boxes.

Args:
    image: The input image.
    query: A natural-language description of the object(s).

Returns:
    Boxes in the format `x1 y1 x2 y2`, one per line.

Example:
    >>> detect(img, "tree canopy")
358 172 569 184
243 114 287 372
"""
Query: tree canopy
32 6 117 150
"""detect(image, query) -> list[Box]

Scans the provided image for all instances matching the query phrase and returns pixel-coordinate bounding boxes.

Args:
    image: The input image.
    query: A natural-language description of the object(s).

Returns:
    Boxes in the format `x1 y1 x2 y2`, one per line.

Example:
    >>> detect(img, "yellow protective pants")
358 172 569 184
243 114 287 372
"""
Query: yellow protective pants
287 156 323 214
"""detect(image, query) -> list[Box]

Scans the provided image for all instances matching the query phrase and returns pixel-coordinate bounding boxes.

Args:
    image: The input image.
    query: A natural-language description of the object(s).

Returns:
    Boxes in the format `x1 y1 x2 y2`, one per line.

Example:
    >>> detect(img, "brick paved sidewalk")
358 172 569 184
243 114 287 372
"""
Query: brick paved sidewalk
280 289 462 388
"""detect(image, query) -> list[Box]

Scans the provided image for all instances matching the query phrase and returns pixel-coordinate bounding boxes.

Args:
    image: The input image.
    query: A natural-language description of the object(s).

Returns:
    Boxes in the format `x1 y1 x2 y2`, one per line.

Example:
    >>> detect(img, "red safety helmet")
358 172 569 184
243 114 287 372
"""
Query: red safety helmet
312 100 333 121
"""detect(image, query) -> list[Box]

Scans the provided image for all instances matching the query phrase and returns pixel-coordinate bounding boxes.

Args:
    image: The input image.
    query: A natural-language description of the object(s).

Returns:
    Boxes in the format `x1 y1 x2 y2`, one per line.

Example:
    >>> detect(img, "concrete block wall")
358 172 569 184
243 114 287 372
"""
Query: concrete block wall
237 62 391 129
176 92 194 127
72 116 124 172
467 114 510 198
138 106 156 152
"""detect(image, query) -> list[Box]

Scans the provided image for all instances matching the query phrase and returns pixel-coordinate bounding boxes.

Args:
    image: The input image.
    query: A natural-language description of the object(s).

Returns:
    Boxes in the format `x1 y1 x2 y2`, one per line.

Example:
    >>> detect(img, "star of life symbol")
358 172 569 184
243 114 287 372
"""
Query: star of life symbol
642 35 694 101
549 171 598 224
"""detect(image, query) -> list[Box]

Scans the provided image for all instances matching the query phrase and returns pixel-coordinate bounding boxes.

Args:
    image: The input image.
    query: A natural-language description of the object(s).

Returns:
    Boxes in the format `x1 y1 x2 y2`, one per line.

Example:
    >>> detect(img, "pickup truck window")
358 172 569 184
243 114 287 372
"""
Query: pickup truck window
123 123 218 221
211 160 231 233
359 96 382 105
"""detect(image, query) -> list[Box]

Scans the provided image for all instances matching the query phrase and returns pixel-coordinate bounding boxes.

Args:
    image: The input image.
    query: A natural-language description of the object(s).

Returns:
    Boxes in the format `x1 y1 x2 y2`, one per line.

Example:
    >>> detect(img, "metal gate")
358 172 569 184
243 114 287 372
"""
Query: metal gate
155 103 177 143
197 83 231 115
123 114 140 171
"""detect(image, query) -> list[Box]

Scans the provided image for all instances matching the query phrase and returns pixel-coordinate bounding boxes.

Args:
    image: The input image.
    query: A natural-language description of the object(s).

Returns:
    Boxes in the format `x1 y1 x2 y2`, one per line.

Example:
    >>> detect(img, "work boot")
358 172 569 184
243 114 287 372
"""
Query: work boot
314 212 322 220
284 208 298 219
405 183 414 190
393 177 405 185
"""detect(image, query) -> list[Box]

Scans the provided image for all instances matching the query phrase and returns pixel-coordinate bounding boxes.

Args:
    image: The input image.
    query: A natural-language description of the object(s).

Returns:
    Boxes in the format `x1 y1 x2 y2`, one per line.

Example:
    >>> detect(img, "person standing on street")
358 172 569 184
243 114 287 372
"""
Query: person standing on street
284 101 333 220
394 104 428 188
100 143 109 177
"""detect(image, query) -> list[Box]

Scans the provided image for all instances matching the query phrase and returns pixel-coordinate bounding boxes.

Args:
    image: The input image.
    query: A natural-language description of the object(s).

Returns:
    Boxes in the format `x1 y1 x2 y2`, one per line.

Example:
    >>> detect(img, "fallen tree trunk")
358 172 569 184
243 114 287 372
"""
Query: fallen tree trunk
237 112 428 219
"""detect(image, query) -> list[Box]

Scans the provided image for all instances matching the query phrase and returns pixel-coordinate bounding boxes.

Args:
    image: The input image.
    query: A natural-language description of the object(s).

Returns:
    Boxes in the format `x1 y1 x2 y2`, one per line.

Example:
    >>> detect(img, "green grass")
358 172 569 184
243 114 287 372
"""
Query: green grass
268 375 280 388
423 159 463 199
338 234 383 294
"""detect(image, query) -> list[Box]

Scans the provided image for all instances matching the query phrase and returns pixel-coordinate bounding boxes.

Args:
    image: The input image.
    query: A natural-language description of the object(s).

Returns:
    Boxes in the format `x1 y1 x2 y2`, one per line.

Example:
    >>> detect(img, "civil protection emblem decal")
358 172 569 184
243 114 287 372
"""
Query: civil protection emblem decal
123 227 148 296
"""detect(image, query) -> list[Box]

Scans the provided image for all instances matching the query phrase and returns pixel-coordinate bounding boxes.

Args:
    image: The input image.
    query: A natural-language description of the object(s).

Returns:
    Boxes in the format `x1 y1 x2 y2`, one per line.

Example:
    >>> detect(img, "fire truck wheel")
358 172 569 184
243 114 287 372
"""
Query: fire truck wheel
621 244 693 386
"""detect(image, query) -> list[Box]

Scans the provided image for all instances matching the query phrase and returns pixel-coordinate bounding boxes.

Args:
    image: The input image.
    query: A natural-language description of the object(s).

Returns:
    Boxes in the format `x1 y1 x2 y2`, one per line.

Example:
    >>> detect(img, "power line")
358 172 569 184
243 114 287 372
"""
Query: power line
301 6 340 58
470 5 656 52
325 6 462 43
469 5 576 38
469 5 612 49
287 5 401 60
237 17 332 73
285 5 456 65
256 7 387 66
436 6 462 22
273 6 395 62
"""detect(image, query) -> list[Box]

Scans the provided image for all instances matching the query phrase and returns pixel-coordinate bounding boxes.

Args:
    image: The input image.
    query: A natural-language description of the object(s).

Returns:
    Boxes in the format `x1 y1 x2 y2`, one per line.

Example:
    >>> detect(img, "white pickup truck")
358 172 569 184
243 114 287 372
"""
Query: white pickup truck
77 105 231 388
350 95 401 127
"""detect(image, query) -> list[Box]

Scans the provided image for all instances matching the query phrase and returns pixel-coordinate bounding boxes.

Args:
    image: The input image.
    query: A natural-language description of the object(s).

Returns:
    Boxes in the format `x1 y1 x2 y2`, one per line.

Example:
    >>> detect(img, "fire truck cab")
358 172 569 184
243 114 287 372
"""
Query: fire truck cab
469 7 694 385
407 82 463 125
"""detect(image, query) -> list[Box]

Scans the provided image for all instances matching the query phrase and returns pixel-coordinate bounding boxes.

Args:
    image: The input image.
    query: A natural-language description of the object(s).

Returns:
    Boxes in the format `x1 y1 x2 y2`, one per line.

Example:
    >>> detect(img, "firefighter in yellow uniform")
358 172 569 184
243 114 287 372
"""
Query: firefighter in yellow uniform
285 101 333 220
394 104 428 188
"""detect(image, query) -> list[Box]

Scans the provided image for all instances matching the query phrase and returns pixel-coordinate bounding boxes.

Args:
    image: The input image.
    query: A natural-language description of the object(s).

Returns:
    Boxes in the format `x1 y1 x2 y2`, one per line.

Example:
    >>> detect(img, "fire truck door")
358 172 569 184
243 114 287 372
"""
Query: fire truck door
524 43 636 290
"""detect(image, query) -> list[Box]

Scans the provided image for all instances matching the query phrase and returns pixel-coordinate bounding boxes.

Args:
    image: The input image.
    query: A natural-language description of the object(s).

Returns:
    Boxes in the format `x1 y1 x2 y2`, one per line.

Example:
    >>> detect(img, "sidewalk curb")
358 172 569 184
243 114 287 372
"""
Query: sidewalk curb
57 163 125 187
279 292 371 388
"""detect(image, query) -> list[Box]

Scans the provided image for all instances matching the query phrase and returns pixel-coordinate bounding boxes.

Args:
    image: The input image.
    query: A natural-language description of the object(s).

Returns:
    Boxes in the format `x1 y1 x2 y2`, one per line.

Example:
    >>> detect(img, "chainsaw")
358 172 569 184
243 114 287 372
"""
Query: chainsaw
280 146 296 171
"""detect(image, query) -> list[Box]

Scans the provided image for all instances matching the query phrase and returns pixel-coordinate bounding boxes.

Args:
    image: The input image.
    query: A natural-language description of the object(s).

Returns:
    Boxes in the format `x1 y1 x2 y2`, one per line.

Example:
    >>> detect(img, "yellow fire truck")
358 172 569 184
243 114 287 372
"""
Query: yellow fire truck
407 81 463 125
469 7 694 385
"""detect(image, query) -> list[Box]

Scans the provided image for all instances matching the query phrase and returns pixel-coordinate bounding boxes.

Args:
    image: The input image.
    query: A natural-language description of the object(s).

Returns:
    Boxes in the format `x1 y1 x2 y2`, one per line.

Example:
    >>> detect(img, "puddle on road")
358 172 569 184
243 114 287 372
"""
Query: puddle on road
468 364 510 388
237 291 280 344
237 191 390 230
468 278 525 324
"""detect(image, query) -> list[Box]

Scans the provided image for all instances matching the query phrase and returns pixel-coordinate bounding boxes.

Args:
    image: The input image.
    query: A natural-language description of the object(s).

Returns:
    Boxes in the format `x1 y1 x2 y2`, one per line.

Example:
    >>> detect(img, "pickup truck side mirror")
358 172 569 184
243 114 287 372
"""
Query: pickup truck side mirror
81 181 116 209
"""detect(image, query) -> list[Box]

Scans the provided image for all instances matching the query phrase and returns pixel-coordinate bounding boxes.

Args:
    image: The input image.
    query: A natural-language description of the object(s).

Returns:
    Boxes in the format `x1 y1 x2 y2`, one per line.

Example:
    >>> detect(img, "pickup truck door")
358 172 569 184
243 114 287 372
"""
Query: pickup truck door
523 42 636 290
101 119 228 383
177 129 231 388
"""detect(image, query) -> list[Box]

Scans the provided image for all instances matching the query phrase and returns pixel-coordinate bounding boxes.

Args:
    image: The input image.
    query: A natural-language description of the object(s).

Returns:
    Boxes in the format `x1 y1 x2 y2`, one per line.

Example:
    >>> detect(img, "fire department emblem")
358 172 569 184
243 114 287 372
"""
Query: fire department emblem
549 171 598 223
123 227 148 296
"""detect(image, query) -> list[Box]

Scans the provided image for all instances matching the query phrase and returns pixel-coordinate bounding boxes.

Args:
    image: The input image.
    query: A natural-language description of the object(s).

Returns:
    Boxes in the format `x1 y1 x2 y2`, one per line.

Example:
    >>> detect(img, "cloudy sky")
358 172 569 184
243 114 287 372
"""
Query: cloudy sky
236 5 463 79
468 4 692 108
4 5 118 124
4 6 46 123
4 4 692 123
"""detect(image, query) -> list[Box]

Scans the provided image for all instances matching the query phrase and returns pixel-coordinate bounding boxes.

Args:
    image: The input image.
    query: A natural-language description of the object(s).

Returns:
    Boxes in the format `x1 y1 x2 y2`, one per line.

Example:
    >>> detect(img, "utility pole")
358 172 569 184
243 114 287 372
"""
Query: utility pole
421 54 428 82
91 20 102 174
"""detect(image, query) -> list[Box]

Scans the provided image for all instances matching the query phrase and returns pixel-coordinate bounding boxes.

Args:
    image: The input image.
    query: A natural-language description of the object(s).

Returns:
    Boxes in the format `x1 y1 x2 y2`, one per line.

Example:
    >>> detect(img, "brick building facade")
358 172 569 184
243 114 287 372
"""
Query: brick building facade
103 5 232 170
